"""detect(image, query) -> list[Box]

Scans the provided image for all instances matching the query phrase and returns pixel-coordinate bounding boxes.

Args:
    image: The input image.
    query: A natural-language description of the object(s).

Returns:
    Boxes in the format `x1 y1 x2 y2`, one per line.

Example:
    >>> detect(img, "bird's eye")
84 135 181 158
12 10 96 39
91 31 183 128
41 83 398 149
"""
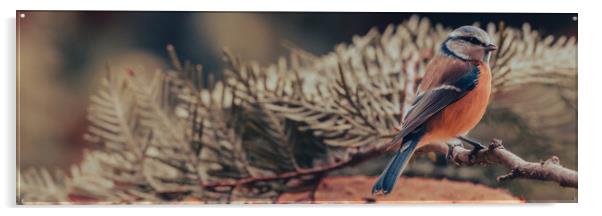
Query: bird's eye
465 37 481 45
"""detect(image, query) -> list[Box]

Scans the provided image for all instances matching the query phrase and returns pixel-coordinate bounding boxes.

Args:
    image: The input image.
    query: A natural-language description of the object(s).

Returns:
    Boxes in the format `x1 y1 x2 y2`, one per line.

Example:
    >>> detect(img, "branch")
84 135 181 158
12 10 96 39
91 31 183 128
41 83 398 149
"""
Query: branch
419 139 578 188
202 137 577 191
201 144 384 188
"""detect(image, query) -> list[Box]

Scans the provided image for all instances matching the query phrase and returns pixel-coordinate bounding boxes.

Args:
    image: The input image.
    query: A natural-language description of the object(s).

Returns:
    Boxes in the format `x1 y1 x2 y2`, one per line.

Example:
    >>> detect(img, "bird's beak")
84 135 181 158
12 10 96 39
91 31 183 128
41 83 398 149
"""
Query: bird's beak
485 44 498 51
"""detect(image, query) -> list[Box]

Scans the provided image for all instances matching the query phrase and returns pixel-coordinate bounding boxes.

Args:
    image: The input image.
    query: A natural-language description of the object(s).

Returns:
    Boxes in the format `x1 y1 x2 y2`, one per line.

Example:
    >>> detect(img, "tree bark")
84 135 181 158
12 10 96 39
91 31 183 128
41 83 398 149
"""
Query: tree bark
418 139 578 188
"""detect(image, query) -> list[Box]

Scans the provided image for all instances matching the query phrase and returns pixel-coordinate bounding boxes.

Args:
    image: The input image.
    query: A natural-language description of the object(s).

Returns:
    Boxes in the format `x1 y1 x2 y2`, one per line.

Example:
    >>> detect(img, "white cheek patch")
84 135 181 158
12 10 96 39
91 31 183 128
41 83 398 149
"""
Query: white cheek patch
454 51 469 61
446 41 470 61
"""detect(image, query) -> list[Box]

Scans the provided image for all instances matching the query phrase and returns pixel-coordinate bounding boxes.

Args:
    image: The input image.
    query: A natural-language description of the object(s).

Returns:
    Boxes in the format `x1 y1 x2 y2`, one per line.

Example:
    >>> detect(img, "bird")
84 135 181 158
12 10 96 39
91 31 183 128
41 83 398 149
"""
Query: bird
372 26 498 195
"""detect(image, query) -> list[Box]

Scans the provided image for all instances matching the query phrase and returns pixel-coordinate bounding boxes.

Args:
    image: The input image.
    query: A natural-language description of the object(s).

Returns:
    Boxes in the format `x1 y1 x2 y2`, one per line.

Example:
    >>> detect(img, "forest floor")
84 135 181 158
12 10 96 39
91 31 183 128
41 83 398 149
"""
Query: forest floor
277 176 523 204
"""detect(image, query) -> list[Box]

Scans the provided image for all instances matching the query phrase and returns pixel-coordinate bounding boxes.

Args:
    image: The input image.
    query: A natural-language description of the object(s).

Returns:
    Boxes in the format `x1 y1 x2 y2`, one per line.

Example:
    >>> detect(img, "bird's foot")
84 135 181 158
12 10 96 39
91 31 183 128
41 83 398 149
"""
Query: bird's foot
458 136 486 163
468 144 484 163
446 140 464 161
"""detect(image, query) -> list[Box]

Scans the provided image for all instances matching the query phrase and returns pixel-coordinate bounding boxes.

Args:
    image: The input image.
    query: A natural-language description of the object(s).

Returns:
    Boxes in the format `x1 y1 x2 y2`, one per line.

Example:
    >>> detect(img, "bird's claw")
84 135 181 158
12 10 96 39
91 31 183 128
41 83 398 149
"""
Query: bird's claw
468 144 484 163
458 136 486 163
446 141 464 160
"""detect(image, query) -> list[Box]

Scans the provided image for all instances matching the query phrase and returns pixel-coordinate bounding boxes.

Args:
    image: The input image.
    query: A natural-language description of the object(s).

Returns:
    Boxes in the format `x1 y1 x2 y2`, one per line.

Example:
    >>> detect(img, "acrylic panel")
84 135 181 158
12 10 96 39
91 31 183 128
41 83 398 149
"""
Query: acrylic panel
16 12 578 204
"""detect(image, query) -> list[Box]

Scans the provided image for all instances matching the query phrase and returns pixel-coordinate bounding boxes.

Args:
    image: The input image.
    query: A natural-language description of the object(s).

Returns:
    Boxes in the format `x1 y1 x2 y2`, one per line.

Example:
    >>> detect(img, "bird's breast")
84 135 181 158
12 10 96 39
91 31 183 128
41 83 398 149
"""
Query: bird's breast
420 64 492 146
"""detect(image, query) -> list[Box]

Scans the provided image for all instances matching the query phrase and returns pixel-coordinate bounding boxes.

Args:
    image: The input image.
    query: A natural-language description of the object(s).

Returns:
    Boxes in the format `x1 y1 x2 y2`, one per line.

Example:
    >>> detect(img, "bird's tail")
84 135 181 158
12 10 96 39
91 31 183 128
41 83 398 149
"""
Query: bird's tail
372 136 420 195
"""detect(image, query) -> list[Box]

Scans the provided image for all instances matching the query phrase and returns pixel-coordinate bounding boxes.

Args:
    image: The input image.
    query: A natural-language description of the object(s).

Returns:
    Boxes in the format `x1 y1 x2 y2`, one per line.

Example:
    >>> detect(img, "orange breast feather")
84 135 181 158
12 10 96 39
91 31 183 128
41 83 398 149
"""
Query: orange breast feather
419 63 492 147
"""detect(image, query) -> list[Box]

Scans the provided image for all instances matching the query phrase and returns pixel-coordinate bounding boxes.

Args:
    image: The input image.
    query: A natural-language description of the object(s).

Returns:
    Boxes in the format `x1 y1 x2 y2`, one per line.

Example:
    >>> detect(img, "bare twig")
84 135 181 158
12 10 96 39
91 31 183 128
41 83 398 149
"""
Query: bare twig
419 139 578 188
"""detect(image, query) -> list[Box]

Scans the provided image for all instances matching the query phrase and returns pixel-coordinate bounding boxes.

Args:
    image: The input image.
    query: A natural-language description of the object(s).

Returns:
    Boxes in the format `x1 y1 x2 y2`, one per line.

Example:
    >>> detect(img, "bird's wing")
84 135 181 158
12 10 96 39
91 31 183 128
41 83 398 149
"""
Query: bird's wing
388 57 479 147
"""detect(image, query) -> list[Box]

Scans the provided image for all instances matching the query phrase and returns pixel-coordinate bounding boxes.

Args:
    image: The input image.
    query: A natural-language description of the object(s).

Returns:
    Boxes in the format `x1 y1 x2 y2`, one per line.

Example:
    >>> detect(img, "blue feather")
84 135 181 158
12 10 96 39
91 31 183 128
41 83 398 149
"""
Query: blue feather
372 131 424 195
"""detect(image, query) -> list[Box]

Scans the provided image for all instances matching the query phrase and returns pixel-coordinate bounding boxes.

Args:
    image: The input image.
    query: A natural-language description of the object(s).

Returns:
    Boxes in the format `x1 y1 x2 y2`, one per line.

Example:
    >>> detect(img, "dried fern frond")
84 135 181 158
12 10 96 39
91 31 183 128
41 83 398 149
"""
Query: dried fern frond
18 168 68 204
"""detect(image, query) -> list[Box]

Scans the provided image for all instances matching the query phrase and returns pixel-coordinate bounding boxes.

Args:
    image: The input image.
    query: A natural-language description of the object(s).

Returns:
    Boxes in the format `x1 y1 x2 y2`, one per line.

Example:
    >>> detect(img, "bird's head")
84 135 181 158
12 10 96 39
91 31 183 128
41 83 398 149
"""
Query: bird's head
442 26 497 64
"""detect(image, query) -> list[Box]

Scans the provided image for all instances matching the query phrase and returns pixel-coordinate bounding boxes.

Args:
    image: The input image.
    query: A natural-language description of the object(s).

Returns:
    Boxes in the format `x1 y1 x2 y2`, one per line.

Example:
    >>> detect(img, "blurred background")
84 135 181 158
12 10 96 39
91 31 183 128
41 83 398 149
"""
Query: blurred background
17 12 577 202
